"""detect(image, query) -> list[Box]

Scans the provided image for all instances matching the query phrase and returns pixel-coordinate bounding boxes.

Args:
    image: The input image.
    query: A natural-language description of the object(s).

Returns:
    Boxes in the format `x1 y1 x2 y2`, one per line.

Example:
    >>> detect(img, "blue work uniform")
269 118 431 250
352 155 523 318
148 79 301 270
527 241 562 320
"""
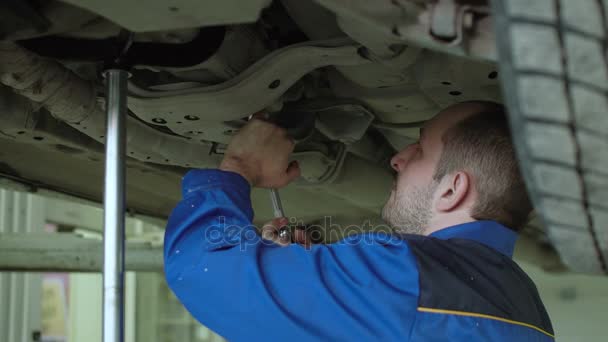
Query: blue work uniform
164 169 554 341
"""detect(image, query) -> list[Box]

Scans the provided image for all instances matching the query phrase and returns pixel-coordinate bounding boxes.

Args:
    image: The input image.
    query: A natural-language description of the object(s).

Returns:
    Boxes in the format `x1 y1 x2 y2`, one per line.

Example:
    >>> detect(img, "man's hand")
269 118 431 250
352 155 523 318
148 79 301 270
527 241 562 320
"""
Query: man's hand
219 118 301 188
261 217 312 248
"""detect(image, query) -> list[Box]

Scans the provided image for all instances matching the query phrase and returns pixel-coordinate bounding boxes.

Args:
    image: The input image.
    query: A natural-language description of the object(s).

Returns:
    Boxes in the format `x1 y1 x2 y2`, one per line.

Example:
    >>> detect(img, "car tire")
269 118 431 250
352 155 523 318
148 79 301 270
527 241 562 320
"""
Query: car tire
491 0 608 274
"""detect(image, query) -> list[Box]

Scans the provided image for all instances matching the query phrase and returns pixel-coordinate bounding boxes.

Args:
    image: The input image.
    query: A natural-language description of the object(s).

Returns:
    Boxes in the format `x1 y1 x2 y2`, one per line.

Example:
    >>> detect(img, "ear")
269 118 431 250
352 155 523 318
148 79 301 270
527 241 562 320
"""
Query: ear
435 171 471 213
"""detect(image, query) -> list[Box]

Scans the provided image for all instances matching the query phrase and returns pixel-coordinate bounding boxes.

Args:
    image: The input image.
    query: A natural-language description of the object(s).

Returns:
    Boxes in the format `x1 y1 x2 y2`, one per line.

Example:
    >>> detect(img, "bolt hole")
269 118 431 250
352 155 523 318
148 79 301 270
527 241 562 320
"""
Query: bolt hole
100 136 104 139
129 152 134 155
82 127 87 130
152 118 167 124
268 79 281 89
449 91 462 96
146 156 151 160
441 81 452 85
488 71 498 79
33 136 44 141
184 115 199 121
17 131 25 135
169 6 179 12
185 164 190 167
356 46 370 59
176 121 182 124
165 159 170 162
395 104 403 108
391 26 400 36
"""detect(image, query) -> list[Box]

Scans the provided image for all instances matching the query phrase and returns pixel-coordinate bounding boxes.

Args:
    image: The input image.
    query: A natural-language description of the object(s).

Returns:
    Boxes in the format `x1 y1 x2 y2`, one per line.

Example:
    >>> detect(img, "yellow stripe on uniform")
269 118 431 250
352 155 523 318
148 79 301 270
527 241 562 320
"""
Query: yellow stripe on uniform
417 307 555 338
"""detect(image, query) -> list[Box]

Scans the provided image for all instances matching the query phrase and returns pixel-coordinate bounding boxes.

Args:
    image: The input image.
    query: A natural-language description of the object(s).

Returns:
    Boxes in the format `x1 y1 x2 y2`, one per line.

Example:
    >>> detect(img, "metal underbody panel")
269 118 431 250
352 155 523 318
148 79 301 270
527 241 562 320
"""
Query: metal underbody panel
59 0 273 32
128 40 372 144
0 0 521 243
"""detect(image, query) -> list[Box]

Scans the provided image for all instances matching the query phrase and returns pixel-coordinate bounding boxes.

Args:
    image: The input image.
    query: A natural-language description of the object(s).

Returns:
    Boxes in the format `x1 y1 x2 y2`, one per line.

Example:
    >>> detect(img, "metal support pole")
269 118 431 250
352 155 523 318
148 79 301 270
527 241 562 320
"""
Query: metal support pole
102 69 128 342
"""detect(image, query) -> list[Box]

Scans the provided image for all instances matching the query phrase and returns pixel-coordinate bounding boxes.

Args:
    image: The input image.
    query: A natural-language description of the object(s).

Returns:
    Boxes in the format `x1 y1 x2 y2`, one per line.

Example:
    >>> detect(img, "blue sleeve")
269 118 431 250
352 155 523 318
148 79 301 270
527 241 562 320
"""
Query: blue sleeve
164 169 420 341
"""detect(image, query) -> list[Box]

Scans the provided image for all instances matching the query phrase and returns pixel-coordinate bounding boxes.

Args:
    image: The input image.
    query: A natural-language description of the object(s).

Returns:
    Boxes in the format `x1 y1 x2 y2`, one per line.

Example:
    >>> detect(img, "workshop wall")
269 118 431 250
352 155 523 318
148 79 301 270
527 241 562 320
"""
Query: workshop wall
519 261 608 341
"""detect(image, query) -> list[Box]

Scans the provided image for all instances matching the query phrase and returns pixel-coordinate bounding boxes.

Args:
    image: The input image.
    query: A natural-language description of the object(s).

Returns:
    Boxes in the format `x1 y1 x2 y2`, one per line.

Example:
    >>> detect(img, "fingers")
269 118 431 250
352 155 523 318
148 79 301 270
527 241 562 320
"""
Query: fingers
244 117 274 134
272 160 301 188
261 217 288 233
249 111 270 121
228 112 300 188
260 218 313 248
246 116 289 140
261 217 290 246
285 160 301 181
293 228 311 248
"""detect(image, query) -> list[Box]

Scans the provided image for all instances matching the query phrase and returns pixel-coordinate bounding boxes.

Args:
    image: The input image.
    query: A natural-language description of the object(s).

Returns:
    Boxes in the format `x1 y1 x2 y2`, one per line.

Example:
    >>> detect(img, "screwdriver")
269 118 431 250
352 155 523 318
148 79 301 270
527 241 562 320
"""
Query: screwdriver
270 188 291 243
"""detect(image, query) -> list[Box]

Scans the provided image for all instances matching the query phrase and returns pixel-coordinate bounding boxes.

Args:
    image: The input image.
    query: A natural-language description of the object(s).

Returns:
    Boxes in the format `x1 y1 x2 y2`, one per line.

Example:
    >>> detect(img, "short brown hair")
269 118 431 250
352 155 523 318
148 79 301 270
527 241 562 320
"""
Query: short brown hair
432 101 532 231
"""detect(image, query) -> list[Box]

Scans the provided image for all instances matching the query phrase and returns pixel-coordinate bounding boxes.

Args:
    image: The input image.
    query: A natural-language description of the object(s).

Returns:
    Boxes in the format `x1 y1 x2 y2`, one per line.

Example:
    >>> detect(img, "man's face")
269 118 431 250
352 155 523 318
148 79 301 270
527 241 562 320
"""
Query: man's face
382 122 440 234
382 106 469 234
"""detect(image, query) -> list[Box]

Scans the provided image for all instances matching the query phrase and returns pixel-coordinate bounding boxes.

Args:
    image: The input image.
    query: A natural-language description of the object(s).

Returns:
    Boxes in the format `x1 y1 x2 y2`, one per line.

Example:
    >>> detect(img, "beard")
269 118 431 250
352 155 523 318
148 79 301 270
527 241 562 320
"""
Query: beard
382 181 437 235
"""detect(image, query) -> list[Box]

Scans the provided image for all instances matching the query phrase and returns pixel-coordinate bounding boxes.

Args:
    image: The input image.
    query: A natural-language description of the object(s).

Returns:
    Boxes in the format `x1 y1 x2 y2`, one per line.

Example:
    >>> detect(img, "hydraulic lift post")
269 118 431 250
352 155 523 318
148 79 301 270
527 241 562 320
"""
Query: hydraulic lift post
102 69 128 342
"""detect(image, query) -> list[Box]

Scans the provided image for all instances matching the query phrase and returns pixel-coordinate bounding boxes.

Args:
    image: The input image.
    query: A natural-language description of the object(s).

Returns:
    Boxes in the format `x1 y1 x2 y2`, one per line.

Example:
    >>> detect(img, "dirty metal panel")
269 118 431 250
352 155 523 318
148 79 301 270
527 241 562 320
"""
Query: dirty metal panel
60 0 272 32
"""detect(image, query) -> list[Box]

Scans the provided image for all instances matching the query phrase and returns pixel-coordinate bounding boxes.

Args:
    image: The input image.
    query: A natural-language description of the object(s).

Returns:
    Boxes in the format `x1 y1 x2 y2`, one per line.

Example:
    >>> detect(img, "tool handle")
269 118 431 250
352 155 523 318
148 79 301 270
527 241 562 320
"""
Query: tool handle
269 188 291 242
269 188 285 218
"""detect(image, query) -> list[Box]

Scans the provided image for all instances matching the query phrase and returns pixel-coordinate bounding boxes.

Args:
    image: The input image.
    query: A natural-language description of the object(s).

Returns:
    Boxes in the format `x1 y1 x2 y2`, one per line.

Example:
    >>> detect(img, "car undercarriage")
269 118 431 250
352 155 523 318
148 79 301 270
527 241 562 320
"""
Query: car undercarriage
0 0 606 274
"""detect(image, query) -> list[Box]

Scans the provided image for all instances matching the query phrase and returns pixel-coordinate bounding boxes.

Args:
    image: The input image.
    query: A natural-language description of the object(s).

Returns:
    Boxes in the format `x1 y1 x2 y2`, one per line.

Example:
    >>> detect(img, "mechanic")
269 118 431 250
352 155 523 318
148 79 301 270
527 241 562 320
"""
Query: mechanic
163 101 554 341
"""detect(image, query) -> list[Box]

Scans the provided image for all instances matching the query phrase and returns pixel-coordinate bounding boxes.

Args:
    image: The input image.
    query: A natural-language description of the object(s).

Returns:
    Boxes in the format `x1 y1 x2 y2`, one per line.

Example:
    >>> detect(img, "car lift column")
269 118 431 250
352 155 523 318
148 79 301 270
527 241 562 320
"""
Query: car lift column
102 69 128 342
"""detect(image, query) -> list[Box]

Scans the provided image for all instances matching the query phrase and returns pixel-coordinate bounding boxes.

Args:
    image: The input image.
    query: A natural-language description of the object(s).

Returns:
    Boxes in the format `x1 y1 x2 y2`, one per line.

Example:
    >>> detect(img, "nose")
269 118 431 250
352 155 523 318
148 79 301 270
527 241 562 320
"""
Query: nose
390 143 416 172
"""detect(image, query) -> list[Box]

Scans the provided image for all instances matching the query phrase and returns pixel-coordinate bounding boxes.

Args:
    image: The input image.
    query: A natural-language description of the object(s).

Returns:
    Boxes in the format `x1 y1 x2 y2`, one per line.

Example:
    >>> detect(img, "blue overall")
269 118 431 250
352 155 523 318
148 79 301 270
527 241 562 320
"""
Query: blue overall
164 169 554 341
